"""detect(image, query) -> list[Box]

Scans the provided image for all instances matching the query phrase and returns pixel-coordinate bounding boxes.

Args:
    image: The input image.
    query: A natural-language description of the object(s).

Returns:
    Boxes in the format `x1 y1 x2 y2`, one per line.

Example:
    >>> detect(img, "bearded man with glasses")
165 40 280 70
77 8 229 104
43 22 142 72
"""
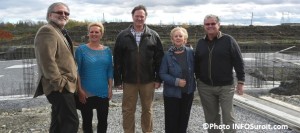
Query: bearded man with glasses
33 2 79 133
195 14 245 133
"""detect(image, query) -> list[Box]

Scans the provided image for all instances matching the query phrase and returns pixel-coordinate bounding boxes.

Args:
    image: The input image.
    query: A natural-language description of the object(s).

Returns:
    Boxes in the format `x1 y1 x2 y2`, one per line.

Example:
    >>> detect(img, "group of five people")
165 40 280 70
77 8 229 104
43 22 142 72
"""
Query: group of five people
34 2 245 133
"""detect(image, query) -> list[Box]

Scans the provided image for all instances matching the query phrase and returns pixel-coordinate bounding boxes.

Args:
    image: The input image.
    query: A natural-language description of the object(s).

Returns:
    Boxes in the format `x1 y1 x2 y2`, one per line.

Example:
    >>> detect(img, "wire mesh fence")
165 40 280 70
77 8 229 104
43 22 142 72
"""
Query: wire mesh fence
242 45 300 92
0 38 36 98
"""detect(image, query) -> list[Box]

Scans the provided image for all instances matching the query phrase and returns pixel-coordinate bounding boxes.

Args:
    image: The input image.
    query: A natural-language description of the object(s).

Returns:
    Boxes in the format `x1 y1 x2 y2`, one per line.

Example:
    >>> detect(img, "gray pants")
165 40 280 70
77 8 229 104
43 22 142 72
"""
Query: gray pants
197 80 236 133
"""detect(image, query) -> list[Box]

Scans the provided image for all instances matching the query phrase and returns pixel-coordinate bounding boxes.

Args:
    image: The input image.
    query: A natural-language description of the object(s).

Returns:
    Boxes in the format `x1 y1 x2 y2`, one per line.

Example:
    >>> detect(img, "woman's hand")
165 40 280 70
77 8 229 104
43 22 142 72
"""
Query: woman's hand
178 79 186 88
78 87 87 104
108 87 113 100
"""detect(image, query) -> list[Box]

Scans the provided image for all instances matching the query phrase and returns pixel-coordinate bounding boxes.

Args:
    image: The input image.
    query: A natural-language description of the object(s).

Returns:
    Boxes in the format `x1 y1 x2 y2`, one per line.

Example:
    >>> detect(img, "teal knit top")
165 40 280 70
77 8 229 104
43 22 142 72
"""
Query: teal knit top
75 44 113 98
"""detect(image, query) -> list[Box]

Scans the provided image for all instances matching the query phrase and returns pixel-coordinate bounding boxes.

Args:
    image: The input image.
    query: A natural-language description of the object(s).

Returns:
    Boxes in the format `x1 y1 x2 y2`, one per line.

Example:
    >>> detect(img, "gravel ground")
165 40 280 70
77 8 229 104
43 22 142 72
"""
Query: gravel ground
0 90 298 133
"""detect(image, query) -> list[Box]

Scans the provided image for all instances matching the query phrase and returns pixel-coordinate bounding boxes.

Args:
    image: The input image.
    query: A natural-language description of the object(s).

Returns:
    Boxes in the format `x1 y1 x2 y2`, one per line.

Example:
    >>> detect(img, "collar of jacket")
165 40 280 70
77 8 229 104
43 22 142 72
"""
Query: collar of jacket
124 24 151 36
203 31 223 40
49 21 63 30
130 26 145 33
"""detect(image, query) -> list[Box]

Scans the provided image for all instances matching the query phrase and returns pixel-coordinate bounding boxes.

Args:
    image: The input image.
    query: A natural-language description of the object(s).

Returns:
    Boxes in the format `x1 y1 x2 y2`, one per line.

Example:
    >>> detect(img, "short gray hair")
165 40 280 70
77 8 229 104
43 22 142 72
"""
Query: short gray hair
204 14 220 23
170 27 188 40
46 2 70 22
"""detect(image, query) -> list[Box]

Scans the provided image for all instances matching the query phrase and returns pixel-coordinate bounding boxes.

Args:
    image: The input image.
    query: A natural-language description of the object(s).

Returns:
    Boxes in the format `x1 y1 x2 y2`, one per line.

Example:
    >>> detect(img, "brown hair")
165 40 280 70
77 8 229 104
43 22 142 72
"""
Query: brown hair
131 5 148 16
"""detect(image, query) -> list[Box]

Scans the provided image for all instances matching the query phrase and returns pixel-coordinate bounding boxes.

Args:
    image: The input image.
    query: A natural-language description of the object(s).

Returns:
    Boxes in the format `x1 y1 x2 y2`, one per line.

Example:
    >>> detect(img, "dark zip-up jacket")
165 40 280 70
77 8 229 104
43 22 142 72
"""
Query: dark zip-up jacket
194 32 245 86
113 25 164 86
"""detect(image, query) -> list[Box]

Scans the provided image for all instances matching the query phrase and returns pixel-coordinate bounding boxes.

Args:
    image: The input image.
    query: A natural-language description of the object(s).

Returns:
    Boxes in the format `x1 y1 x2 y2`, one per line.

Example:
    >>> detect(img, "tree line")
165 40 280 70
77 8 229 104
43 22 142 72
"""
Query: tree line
0 19 91 41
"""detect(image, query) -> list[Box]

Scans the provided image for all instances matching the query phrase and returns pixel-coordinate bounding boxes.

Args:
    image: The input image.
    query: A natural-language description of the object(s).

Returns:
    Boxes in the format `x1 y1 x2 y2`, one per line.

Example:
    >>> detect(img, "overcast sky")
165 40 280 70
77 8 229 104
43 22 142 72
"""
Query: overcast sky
1 0 300 26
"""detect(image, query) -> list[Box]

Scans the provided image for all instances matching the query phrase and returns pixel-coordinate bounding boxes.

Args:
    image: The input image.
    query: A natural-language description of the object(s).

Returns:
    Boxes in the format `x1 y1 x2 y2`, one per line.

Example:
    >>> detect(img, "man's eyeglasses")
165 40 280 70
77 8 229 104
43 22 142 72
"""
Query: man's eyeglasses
51 11 70 16
204 23 217 26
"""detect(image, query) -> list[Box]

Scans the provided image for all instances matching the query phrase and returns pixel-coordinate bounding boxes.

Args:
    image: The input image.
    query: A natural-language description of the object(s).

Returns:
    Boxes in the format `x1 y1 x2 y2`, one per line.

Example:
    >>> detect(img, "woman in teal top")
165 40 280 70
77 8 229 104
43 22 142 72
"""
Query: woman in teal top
75 22 113 133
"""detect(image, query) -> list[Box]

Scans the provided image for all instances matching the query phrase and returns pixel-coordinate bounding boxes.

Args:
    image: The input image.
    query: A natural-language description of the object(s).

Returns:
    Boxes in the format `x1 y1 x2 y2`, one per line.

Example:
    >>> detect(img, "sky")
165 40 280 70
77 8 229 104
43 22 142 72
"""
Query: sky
0 0 300 26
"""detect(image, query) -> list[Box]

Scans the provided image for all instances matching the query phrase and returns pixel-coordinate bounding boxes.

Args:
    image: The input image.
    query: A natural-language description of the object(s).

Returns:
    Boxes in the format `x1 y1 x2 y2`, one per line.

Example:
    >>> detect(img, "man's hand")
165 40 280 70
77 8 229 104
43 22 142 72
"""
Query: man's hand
236 84 244 95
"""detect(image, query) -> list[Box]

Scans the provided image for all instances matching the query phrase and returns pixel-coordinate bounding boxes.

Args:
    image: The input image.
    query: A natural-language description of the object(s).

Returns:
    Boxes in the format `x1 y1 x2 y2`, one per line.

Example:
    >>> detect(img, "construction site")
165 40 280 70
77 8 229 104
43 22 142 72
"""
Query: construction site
0 23 299 132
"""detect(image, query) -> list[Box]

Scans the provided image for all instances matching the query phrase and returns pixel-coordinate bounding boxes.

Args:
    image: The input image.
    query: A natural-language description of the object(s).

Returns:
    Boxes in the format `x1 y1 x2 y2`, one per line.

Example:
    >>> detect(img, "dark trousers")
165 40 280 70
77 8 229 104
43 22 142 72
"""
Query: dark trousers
164 93 194 133
80 96 109 133
46 90 79 133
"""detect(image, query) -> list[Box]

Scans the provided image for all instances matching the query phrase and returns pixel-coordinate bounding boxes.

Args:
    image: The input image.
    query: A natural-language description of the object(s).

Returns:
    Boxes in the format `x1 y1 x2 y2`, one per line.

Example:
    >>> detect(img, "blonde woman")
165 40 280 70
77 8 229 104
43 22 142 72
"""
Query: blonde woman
159 27 196 133
75 22 113 133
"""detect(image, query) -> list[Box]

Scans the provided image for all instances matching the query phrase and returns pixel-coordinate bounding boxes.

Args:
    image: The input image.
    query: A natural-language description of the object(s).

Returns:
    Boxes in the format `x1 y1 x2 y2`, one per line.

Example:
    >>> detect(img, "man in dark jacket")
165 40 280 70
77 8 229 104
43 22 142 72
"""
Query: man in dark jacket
113 5 164 133
195 14 245 133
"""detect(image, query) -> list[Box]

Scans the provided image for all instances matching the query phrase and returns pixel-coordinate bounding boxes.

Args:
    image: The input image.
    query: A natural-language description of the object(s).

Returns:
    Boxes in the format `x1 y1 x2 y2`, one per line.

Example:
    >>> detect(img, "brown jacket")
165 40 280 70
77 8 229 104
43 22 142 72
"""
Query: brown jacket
34 23 77 97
